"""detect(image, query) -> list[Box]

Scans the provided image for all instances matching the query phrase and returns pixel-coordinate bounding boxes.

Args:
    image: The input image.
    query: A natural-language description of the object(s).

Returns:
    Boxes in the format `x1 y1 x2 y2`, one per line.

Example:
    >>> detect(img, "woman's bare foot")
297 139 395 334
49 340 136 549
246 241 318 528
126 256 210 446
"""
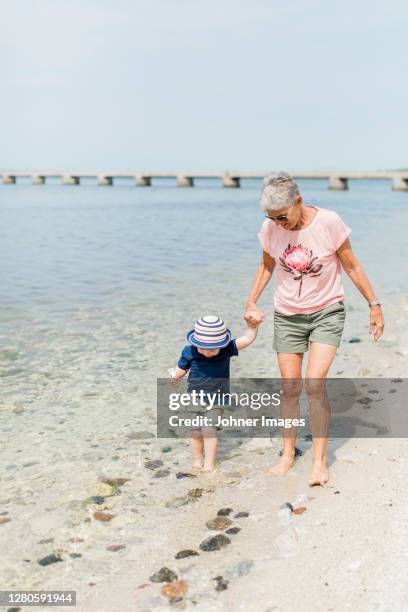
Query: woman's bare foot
309 458 329 486
269 453 295 476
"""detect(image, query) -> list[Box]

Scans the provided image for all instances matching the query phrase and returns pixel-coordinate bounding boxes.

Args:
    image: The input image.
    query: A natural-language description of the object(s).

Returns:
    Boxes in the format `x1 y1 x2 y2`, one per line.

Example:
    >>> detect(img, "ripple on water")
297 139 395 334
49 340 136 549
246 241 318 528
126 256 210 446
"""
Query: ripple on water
0 348 22 361
0 367 24 377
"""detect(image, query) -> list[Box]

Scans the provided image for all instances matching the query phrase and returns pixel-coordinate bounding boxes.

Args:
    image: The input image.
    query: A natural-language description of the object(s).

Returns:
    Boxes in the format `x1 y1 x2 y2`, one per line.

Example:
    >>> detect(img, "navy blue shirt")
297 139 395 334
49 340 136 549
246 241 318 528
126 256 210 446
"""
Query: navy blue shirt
178 340 239 395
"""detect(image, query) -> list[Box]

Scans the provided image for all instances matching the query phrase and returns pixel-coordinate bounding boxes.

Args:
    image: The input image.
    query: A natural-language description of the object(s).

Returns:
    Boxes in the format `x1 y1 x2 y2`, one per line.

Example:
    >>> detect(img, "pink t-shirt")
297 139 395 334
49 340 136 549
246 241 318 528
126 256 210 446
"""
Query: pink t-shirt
258 206 351 315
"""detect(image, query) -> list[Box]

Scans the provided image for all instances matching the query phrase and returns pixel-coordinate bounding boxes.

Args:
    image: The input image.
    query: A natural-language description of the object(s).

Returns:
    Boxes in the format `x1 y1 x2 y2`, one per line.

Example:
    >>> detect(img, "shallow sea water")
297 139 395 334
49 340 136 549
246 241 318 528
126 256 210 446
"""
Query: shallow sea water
0 179 406 387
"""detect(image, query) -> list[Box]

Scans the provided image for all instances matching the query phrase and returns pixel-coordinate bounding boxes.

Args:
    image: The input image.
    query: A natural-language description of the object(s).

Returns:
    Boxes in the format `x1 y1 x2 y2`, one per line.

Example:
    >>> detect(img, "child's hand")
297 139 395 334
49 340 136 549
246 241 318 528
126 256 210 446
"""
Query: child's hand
169 366 186 386
246 309 265 327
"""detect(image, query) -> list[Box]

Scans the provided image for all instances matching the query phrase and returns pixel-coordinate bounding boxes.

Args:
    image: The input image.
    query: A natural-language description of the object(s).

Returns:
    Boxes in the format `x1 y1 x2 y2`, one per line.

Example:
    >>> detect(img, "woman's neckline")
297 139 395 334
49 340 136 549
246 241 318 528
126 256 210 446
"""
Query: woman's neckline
281 205 319 232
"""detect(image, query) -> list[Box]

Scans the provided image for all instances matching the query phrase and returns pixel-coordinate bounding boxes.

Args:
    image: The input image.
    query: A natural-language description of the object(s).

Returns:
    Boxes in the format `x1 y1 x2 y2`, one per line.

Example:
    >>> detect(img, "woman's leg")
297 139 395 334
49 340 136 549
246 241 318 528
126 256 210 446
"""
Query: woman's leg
269 352 303 476
305 342 338 485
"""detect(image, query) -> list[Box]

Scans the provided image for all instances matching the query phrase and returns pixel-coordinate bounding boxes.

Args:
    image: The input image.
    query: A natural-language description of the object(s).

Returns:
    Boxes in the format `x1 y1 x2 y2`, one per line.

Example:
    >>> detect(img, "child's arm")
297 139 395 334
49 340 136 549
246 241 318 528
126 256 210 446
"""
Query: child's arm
169 346 192 385
169 366 188 386
235 320 261 351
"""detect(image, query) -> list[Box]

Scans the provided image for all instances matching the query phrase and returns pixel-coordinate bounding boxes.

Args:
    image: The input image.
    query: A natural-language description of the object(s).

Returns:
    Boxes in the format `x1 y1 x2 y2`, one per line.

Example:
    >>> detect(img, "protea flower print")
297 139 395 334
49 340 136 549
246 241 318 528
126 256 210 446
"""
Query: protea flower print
279 243 323 298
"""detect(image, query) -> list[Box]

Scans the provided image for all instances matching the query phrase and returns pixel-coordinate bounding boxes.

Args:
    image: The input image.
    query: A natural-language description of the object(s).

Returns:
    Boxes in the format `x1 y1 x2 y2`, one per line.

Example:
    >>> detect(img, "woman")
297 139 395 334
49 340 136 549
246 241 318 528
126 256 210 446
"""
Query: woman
245 172 384 486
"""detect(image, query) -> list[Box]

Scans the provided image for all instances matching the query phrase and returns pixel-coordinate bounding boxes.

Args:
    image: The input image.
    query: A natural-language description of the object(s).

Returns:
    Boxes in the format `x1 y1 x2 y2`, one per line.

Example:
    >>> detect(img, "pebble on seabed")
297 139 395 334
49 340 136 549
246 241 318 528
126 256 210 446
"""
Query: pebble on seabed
199 534 231 552
94 512 115 522
225 560 254 578
106 544 126 552
90 496 105 505
206 516 232 530
176 472 197 479
149 567 178 583
161 579 188 599
214 576 229 591
175 550 199 559
234 511 249 518
100 477 130 487
187 488 203 501
217 507 233 516
281 502 294 512
225 527 241 535
144 459 164 470
279 447 303 457
38 554 63 566
153 468 171 478
165 496 188 508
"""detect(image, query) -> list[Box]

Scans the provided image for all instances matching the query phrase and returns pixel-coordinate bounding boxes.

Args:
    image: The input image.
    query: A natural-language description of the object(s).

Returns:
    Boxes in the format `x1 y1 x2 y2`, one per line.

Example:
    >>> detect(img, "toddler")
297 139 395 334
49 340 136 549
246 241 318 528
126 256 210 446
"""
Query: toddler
170 313 263 472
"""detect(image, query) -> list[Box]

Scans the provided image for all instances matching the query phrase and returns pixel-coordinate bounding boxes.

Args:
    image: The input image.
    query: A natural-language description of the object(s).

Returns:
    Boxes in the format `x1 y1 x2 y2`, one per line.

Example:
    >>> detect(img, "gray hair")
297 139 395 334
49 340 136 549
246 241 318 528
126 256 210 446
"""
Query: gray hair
260 171 300 212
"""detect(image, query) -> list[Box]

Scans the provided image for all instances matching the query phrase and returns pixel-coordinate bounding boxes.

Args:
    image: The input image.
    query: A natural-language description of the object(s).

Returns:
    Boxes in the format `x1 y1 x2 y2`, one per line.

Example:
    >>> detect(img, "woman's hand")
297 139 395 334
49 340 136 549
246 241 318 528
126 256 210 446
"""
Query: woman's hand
244 304 266 326
369 305 384 341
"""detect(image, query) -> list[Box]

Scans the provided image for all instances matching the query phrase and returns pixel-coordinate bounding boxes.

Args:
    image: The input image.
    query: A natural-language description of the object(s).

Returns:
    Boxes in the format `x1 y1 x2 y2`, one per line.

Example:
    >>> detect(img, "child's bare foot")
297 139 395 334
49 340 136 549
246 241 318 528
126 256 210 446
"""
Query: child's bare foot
202 463 216 473
192 459 203 471
269 453 295 476
309 458 329 486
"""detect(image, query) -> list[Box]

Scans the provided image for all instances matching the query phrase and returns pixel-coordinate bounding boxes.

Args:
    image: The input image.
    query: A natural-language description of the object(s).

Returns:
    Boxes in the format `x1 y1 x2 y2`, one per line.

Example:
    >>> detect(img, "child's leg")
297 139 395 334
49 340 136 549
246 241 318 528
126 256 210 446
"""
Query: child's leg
189 432 204 469
202 428 218 472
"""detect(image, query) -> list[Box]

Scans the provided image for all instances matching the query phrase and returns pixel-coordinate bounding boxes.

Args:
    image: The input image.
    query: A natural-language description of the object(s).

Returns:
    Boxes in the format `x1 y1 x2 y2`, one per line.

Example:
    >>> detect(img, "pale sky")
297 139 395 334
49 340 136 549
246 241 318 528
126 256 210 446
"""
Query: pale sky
1 0 408 172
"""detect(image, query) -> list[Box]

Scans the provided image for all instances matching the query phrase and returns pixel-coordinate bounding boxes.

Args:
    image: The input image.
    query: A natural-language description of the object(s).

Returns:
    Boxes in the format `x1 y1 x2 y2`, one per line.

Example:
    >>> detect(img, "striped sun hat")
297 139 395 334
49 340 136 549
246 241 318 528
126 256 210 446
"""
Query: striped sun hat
187 315 231 349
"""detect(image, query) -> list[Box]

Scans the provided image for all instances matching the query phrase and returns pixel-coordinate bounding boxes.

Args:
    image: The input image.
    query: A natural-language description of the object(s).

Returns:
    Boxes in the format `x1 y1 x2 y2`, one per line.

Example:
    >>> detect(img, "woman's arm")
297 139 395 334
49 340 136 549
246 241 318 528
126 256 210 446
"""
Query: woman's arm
336 239 384 340
244 250 276 325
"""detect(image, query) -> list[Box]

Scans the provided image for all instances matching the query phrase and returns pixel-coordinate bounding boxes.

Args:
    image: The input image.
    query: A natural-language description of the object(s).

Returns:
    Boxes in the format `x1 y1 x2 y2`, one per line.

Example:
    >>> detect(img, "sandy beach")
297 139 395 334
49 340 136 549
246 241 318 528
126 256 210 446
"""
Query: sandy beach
1 285 407 611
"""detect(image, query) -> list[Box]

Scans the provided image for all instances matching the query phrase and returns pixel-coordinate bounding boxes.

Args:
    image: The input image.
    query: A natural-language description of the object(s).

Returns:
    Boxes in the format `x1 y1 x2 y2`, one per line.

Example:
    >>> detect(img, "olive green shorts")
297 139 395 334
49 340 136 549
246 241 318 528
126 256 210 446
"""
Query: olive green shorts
273 301 346 354
177 403 224 435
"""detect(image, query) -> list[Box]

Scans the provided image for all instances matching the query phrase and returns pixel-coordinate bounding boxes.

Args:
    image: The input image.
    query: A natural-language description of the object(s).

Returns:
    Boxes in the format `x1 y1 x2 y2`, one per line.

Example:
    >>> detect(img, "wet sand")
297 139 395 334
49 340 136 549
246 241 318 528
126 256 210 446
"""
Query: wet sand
1 293 407 611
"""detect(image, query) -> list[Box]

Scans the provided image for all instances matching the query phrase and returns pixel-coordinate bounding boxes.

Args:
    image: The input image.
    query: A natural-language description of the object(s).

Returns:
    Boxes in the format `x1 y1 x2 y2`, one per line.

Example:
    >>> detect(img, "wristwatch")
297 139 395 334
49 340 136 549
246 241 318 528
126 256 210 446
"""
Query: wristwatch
368 299 382 308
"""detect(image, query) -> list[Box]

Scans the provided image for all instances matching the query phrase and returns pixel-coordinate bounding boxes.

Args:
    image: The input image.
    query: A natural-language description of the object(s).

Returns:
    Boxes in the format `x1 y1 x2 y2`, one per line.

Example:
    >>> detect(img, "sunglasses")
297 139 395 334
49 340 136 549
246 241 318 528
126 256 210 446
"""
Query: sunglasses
265 213 289 222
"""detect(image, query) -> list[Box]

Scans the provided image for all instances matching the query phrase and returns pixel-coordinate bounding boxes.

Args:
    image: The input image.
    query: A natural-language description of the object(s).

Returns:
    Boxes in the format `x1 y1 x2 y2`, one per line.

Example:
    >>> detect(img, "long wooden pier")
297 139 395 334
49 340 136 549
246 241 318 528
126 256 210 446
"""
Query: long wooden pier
1 170 407 190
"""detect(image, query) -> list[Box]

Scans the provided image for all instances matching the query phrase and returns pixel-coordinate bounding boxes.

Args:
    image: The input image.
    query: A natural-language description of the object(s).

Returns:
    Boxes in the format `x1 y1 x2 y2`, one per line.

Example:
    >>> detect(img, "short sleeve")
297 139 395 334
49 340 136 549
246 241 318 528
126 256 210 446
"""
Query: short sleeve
226 339 239 357
257 219 272 254
178 346 192 370
328 212 352 251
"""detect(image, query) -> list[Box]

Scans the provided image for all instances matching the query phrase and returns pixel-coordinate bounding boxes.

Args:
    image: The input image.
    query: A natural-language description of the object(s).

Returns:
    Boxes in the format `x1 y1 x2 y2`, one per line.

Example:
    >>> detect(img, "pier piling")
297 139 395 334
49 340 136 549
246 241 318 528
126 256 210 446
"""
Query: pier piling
97 175 113 186
62 175 80 185
176 175 194 187
392 176 408 191
329 176 348 190
223 174 240 188
135 175 151 187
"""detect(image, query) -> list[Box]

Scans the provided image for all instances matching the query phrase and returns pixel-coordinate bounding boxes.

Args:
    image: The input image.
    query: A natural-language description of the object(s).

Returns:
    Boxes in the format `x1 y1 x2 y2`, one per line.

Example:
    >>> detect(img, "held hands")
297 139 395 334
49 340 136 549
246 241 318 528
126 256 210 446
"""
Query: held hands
244 305 266 328
369 305 384 341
